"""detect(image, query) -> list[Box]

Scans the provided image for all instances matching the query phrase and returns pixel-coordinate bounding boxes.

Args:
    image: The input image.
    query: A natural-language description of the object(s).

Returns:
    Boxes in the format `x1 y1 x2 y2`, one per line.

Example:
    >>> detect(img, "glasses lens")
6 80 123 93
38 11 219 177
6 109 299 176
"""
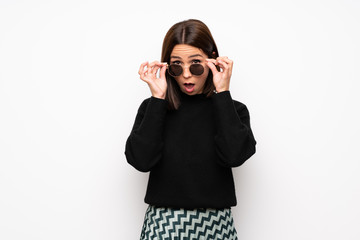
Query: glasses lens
168 65 182 76
189 64 204 75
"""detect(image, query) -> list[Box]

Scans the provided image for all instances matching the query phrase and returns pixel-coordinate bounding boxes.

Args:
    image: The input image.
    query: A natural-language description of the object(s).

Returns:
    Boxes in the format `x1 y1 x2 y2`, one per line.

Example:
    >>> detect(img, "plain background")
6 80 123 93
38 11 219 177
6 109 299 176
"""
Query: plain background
1 0 359 239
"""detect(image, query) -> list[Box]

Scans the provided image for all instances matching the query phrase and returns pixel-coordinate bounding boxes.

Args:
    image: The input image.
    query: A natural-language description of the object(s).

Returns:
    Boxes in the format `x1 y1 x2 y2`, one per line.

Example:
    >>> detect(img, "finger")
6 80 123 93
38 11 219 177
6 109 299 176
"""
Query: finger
159 63 167 80
146 62 154 75
206 61 219 75
216 56 231 64
141 63 152 82
138 61 148 75
152 61 165 75
146 61 159 75
140 70 149 82
221 58 233 69
216 60 229 73
217 59 229 69
211 58 224 67
216 57 224 62
206 59 219 70
219 58 233 72
148 61 159 69
224 58 233 75
219 57 231 63
152 65 161 75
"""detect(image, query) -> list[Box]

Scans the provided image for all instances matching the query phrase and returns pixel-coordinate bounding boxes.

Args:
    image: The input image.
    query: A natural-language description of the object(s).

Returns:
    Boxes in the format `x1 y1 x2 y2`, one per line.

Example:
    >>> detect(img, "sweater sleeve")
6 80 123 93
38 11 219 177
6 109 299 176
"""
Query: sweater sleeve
124 96 168 172
211 90 257 168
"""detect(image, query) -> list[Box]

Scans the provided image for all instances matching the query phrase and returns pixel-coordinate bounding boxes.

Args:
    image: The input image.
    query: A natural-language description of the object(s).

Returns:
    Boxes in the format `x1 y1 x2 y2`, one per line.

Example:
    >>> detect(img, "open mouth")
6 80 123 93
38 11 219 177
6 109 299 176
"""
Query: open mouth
184 83 195 93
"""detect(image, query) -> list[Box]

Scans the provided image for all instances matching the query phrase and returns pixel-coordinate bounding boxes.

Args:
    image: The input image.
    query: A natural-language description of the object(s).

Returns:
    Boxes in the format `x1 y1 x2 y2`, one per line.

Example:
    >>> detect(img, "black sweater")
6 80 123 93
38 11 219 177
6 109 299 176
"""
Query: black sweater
125 90 257 209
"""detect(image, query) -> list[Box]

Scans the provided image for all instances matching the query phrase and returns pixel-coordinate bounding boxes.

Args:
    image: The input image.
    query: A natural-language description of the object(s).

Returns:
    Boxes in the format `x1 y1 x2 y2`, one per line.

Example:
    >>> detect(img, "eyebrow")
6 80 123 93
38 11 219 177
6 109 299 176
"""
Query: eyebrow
170 54 204 59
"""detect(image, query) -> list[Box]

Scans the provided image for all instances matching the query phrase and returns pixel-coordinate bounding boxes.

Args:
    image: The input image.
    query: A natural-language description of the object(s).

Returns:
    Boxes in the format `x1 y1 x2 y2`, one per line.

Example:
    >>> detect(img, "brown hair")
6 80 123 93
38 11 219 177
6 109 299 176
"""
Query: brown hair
161 19 219 110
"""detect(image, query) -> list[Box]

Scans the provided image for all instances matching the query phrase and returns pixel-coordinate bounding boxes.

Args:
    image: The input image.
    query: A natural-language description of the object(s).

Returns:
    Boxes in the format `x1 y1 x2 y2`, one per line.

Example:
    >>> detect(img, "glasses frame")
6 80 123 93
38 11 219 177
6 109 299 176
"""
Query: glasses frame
166 63 205 77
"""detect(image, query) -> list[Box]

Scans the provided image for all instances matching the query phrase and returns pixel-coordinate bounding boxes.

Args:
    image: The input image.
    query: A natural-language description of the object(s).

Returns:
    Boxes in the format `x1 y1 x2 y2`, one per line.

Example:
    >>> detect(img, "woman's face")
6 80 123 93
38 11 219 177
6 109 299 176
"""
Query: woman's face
170 44 209 95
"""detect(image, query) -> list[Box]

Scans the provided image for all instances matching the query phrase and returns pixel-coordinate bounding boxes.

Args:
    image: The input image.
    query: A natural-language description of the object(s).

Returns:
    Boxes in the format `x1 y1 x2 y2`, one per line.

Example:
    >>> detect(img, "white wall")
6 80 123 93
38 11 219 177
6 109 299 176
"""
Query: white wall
1 0 359 239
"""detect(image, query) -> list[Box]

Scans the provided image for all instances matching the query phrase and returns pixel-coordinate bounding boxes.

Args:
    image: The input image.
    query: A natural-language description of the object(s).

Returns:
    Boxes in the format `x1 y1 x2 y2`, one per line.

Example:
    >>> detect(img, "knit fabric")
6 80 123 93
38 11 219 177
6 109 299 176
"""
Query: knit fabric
125 90 256 208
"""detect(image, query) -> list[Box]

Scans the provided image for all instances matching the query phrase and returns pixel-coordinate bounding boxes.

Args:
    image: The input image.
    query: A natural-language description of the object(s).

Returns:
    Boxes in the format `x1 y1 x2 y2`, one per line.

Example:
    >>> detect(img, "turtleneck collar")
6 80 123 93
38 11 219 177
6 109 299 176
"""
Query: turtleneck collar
178 90 207 101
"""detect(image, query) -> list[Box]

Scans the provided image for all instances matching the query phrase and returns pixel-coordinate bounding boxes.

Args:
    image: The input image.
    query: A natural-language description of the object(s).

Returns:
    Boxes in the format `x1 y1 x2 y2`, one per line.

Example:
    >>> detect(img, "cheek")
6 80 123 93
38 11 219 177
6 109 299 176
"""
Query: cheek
200 68 210 83
173 77 184 88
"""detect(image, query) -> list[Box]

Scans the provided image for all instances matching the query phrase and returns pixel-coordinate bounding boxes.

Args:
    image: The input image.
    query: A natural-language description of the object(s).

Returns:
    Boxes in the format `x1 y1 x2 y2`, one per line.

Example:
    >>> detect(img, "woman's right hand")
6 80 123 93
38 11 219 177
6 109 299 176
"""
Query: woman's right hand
138 61 167 99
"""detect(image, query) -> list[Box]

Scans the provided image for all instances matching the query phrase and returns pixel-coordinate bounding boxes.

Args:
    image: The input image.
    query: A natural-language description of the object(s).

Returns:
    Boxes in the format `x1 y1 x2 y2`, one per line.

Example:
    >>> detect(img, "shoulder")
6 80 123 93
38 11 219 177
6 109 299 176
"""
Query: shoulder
232 99 246 108
140 97 152 107
136 97 152 113
137 96 168 113
232 99 251 118
212 90 251 117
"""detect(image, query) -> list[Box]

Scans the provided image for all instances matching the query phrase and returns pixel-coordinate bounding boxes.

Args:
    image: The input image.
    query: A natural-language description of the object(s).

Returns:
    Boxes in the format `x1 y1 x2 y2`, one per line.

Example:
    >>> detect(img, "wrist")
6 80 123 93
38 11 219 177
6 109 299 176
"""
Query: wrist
215 88 229 93
152 94 166 100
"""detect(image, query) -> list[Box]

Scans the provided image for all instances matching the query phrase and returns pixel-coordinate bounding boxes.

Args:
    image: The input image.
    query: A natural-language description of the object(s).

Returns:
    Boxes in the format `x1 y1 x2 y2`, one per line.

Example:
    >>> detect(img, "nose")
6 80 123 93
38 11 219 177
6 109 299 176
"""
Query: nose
182 66 192 78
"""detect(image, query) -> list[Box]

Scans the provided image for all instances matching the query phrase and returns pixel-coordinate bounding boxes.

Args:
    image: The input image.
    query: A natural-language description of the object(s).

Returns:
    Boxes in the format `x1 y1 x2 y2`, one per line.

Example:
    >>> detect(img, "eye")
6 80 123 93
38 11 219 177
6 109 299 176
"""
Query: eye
171 61 182 65
191 59 201 64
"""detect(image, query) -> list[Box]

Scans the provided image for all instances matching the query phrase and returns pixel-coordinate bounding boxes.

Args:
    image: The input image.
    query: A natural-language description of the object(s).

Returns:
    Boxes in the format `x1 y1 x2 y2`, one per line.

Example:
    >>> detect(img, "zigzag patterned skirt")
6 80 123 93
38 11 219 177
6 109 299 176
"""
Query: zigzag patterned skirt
140 205 238 240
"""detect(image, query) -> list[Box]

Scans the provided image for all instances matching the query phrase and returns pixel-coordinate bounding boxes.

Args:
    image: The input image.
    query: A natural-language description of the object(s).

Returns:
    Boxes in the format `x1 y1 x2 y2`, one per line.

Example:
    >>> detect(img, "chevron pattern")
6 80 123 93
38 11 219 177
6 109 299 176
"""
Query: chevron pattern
140 205 238 240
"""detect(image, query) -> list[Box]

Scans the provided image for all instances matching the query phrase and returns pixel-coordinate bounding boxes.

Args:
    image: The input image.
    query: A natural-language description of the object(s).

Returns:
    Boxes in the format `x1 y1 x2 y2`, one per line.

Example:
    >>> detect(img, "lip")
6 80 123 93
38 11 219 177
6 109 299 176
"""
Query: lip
184 83 195 93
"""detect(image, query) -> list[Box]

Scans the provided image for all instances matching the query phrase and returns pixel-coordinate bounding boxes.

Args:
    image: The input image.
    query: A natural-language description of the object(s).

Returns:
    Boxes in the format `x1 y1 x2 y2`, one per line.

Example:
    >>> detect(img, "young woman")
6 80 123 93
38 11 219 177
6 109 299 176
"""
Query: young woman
125 19 257 240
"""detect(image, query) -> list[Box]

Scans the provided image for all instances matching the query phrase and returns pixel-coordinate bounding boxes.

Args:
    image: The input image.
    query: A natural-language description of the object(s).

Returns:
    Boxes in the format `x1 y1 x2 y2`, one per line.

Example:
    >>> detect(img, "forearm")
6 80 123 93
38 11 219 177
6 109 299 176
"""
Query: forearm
212 91 257 167
125 97 168 172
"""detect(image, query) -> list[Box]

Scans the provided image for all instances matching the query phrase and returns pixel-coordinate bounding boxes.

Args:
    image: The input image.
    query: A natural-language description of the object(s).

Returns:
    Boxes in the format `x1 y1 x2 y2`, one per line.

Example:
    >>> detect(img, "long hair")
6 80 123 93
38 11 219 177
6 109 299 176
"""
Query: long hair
161 19 219 110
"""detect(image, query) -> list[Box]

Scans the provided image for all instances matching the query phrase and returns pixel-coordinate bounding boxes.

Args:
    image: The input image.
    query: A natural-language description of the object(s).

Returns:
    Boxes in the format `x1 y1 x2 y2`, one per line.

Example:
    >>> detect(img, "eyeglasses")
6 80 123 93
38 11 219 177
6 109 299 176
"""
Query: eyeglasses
167 63 204 77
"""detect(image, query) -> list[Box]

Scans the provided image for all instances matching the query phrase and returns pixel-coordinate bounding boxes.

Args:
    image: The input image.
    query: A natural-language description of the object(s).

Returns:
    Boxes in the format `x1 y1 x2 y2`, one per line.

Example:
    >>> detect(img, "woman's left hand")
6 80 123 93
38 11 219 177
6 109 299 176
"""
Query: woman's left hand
206 56 233 93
